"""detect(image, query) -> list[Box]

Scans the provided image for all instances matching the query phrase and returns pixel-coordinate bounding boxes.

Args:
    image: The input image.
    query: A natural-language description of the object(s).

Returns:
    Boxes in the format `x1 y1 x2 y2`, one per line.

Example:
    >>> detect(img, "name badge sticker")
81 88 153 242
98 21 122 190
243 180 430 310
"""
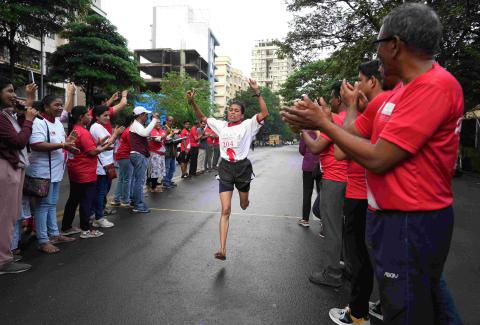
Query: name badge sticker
382 103 395 116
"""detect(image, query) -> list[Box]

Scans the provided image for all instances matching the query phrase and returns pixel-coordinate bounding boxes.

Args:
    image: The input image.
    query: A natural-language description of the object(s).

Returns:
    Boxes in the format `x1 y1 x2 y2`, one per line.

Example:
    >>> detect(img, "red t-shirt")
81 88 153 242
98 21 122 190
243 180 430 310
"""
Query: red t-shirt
180 128 190 152
345 93 391 199
89 107 114 135
67 125 97 183
320 112 348 182
204 126 219 145
148 128 167 155
115 127 130 160
354 63 464 211
189 126 199 148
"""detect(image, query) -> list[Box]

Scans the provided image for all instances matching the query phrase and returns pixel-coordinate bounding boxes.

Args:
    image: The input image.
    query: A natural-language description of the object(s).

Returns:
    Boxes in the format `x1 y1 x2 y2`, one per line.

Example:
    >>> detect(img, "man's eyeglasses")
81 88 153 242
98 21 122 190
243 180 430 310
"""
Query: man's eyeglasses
372 36 396 49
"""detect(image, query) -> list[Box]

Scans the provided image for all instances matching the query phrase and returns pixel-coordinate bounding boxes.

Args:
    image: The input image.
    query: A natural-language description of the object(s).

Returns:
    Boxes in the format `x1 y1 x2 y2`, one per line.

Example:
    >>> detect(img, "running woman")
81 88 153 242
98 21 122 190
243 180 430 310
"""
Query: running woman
187 79 269 260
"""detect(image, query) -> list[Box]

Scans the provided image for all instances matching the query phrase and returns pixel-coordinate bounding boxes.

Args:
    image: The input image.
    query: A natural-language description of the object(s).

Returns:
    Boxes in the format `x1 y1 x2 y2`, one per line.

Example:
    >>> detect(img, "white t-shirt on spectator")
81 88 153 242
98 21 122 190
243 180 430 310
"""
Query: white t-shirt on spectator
207 115 263 162
27 117 66 183
90 122 113 175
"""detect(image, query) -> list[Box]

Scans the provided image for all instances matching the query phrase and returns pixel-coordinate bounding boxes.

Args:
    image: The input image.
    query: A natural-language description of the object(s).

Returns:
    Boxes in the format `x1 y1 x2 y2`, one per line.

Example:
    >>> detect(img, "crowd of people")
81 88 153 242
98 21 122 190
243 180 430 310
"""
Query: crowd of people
0 2 468 325
289 3 464 324
0 76 223 273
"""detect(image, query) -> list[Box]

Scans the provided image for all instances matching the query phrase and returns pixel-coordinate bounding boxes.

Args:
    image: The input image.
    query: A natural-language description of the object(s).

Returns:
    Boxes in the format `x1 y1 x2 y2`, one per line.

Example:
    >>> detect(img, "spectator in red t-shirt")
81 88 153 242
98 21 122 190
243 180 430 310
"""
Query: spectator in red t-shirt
111 115 135 207
177 121 191 179
147 120 167 192
61 106 113 239
204 125 218 172
282 4 463 324
301 82 347 289
188 121 201 176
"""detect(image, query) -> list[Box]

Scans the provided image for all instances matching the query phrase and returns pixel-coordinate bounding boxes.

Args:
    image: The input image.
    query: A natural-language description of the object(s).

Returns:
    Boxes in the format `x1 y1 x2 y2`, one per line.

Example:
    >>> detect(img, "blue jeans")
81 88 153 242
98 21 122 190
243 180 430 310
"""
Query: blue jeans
164 156 176 186
11 198 30 250
93 175 109 220
130 153 148 210
34 182 61 245
114 158 133 204
366 207 462 325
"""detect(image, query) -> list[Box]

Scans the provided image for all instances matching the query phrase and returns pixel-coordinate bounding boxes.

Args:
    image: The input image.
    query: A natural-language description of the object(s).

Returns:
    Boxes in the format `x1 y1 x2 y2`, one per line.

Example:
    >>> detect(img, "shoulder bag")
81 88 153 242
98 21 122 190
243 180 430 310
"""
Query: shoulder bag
23 121 51 197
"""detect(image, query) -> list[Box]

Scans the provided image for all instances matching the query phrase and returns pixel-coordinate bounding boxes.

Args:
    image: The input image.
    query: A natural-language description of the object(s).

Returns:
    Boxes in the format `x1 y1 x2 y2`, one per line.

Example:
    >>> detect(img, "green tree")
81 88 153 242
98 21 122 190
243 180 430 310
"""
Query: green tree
148 71 213 126
0 0 91 80
232 87 294 141
48 14 143 104
277 0 480 109
279 58 358 103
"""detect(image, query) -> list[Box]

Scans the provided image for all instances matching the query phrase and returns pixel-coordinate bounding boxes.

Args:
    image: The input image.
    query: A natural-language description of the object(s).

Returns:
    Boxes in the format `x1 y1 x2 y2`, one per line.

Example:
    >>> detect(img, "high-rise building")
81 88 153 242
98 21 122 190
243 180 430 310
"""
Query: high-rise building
251 39 293 93
151 1 219 102
214 56 248 116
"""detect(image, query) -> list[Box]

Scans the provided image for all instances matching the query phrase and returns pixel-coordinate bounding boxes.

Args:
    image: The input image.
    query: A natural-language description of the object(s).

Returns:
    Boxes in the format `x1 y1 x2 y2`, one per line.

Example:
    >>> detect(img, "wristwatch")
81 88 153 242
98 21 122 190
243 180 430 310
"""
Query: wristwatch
252 92 261 97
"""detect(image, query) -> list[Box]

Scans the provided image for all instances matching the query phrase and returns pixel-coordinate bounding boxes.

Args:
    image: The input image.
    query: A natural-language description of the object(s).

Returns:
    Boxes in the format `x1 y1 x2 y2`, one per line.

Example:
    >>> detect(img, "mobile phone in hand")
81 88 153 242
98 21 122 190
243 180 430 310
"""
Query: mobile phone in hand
28 70 35 84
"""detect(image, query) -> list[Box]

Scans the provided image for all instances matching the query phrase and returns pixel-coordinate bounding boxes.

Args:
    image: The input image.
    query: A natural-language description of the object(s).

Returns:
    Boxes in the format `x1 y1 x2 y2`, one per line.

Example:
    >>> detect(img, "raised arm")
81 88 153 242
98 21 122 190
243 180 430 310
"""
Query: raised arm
248 79 269 121
25 83 38 108
64 82 76 113
112 90 128 115
187 90 207 123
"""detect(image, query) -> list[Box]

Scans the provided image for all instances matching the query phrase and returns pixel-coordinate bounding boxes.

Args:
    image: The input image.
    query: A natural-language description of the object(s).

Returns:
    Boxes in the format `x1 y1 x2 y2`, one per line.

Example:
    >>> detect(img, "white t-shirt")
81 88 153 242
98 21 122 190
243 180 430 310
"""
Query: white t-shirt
27 118 66 182
90 122 113 175
207 115 263 162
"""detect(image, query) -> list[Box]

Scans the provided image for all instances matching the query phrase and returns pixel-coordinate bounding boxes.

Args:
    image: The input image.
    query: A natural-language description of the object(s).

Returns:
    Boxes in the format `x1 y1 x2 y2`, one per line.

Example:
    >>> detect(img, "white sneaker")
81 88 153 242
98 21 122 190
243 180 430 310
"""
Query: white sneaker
80 230 104 239
92 218 114 228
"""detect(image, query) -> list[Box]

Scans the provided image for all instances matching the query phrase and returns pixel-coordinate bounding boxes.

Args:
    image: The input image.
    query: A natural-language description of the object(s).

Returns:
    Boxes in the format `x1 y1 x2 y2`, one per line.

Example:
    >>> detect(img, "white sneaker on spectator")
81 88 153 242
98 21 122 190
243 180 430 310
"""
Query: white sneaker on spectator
80 230 104 239
92 218 114 228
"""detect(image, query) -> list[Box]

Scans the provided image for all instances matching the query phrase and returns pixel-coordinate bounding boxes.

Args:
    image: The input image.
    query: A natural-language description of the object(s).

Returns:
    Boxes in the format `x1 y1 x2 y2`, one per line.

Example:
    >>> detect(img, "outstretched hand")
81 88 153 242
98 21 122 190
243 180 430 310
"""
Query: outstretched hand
248 79 260 93
281 95 333 131
26 83 38 96
186 89 196 103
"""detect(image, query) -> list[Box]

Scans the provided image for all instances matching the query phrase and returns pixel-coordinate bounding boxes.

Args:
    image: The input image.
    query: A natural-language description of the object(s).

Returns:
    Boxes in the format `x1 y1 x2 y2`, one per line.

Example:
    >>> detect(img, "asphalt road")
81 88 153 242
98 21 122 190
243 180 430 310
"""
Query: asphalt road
0 146 479 325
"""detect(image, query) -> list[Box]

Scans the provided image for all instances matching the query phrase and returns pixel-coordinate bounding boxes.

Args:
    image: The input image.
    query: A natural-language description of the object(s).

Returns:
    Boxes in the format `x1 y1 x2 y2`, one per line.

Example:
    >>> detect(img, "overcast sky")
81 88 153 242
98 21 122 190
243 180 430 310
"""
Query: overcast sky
102 0 294 77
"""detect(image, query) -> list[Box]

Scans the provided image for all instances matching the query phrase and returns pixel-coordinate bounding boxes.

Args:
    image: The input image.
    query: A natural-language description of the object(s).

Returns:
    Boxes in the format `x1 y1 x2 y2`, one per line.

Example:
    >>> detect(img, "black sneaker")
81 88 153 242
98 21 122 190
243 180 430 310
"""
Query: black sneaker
13 254 22 262
368 301 383 321
0 261 31 275
308 270 343 288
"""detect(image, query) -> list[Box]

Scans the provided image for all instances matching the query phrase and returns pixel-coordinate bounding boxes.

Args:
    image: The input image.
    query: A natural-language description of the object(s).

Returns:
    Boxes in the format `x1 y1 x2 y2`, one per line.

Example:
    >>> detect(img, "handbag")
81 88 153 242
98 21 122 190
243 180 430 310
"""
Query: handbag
98 157 117 181
23 121 51 198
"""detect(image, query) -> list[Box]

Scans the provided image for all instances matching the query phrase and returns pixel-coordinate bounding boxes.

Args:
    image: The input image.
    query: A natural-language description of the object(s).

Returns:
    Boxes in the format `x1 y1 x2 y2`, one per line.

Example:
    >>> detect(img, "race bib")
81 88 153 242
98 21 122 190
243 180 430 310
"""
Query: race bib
221 135 239 150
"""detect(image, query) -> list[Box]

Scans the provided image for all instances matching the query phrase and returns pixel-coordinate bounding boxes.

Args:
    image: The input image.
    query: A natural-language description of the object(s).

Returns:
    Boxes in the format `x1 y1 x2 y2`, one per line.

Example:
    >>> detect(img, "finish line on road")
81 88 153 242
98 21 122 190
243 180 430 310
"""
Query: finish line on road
149 207 299 220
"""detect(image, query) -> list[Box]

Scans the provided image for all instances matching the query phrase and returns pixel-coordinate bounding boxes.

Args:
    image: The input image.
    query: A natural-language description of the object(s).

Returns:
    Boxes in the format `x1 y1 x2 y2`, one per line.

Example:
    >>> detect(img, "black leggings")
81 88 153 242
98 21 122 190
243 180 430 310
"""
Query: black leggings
62 181 96 231
302 171 321 220
189 147 199 175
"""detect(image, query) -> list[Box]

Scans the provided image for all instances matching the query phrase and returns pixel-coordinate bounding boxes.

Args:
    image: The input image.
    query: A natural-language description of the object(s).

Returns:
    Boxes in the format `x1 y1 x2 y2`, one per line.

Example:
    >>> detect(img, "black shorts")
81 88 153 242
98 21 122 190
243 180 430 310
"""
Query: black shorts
218 158 253 193
177 151 190 164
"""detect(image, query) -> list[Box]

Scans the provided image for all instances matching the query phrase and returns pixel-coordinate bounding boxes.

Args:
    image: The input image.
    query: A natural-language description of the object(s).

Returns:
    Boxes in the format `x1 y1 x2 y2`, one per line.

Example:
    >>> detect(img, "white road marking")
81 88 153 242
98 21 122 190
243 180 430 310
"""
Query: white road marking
148 208 299 219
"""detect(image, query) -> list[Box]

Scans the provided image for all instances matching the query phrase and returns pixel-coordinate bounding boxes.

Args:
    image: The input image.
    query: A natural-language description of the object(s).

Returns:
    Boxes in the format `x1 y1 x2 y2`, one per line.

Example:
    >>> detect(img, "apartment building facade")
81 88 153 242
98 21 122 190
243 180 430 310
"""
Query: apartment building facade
251 39 293 93
214 56 248 116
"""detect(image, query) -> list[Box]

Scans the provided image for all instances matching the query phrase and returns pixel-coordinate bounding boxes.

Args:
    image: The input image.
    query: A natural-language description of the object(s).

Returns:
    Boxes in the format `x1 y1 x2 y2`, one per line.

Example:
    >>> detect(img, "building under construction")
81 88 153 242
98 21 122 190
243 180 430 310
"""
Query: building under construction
134 48 209 92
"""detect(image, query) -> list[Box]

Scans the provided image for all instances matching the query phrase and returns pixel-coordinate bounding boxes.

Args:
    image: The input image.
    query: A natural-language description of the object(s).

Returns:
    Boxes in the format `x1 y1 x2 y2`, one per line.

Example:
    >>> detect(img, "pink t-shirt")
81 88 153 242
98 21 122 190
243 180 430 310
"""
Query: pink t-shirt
355 63 463 211
320 112 348 182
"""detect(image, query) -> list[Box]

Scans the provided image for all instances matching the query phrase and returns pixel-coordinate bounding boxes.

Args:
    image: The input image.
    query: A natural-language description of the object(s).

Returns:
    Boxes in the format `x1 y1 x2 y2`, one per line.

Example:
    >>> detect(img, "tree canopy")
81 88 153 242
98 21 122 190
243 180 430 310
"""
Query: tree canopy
144 71 213 126
48 14 143 104
277 0 480 109
0 0 91 80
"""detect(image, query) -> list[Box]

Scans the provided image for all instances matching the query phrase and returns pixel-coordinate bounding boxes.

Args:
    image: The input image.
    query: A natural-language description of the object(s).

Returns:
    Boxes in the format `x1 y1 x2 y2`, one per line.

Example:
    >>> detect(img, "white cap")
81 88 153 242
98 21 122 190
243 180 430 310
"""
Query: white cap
133 106 152 116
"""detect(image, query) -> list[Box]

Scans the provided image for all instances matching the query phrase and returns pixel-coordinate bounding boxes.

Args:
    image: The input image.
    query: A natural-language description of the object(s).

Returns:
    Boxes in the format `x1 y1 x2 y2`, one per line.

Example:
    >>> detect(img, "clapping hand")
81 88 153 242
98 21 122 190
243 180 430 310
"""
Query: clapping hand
340 80 369 112
281 95 333 131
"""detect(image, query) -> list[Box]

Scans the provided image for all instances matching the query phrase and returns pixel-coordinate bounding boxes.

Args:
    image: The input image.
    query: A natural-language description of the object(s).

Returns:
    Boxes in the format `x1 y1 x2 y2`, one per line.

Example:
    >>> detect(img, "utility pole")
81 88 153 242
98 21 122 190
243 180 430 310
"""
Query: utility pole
40 32 45 98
